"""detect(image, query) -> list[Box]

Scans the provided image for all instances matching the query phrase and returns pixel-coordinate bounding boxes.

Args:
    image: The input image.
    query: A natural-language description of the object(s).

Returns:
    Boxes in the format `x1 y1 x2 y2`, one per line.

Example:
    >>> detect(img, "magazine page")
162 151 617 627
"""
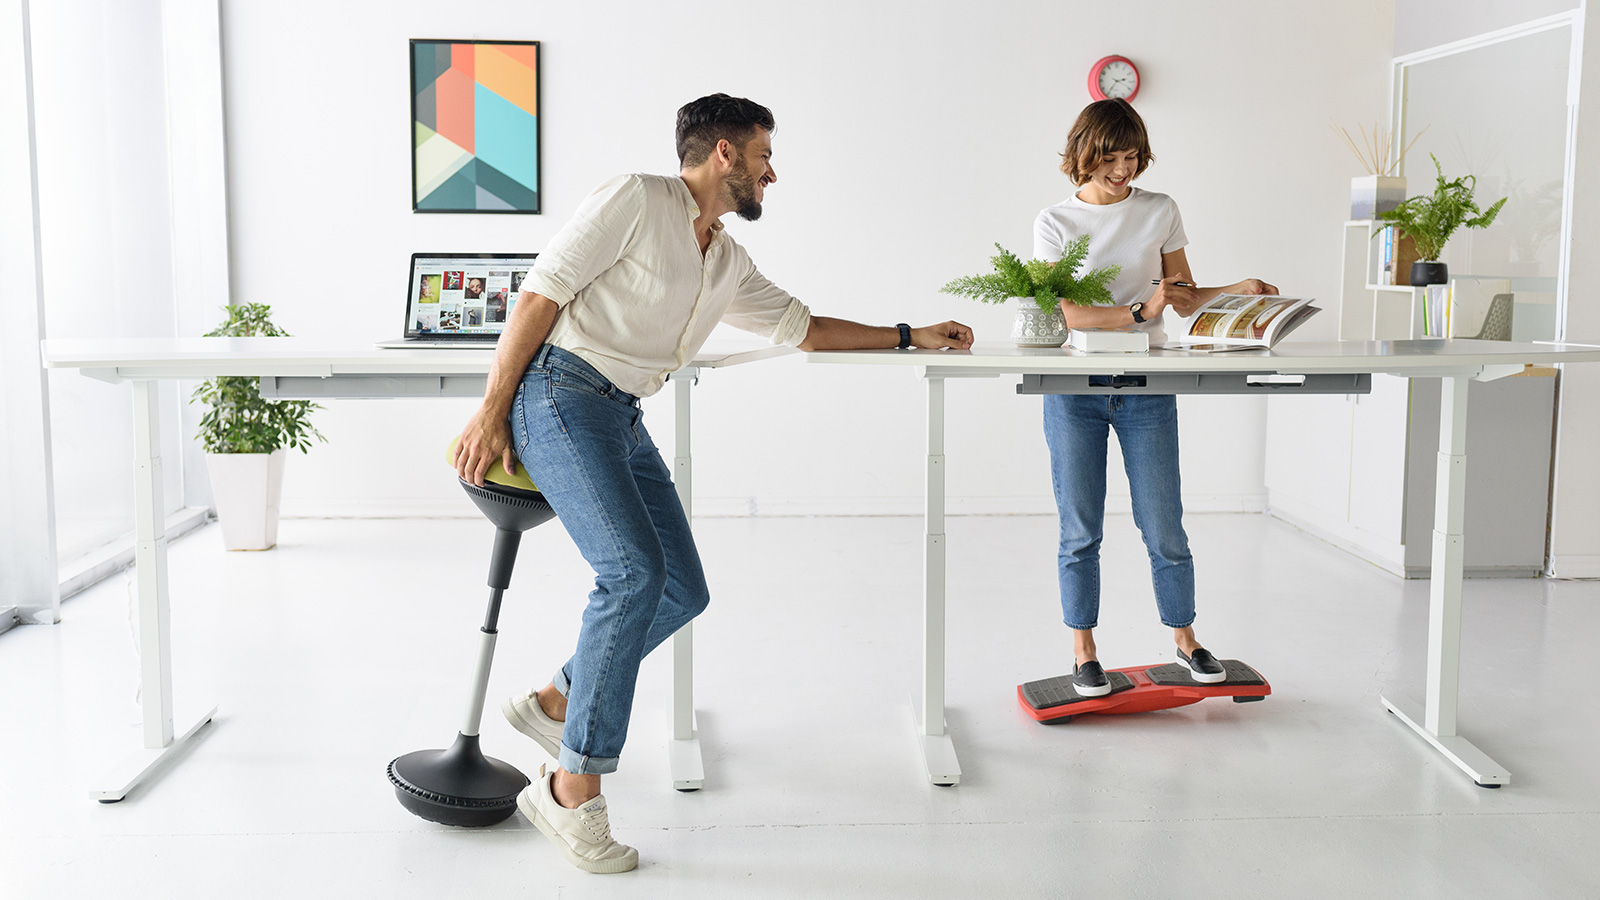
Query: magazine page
1177 294 1315 346
1257 302 1319 345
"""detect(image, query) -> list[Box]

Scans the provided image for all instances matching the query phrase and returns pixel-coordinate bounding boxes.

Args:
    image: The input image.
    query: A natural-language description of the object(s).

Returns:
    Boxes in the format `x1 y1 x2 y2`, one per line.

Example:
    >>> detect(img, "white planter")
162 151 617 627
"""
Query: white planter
205 450 286 551
1351 175 1406 220
1009 296 1068 348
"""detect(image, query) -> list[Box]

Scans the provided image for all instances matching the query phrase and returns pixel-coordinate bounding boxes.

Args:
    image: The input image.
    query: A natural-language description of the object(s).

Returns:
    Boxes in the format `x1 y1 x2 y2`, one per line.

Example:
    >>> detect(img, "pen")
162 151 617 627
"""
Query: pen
1152 279 1195 288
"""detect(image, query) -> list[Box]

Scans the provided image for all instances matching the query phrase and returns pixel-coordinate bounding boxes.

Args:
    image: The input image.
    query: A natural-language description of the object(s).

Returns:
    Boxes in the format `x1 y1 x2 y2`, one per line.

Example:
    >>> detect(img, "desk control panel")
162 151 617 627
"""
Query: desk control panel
1016 372 1371 396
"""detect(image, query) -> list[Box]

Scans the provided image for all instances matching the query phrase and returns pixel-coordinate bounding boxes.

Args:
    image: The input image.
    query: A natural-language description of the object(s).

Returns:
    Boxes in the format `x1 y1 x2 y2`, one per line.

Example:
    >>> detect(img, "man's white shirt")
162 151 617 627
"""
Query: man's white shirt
523 173 810 397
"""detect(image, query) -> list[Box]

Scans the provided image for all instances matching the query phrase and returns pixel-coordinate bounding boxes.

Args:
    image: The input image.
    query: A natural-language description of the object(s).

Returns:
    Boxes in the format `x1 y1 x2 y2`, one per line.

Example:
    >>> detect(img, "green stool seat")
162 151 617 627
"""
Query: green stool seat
445 436 539 492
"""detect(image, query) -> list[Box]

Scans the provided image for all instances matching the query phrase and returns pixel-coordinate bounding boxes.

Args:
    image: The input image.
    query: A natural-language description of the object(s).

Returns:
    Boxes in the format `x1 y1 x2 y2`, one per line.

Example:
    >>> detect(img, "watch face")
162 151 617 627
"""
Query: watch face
1098 60 1137 99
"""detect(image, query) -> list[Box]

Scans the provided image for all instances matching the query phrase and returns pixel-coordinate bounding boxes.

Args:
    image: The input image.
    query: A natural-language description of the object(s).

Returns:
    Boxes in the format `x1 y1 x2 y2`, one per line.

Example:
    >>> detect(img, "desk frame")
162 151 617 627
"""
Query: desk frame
807 340 1600 788
42 338 788 801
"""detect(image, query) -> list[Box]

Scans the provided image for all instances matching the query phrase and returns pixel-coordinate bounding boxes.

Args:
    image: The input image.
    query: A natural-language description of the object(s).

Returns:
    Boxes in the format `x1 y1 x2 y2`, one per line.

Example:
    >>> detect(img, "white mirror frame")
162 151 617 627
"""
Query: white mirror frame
1389 9 1582 341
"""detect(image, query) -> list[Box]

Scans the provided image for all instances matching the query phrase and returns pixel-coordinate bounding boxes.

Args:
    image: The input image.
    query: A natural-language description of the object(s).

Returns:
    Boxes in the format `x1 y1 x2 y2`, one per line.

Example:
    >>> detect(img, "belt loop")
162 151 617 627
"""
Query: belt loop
533 342 552 366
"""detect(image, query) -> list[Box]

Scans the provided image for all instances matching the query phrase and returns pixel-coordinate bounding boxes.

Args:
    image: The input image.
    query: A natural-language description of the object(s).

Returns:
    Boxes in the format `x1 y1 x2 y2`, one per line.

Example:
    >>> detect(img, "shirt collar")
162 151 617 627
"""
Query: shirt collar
673 176 724 233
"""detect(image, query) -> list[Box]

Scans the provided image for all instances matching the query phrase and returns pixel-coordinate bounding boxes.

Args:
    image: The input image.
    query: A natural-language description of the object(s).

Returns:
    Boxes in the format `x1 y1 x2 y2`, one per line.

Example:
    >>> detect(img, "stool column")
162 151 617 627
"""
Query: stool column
463 527 521 737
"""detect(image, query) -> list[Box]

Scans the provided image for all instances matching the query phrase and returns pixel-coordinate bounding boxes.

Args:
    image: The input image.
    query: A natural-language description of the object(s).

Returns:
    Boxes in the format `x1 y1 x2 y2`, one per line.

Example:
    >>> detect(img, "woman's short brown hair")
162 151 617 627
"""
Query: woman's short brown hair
1059 99 1154 186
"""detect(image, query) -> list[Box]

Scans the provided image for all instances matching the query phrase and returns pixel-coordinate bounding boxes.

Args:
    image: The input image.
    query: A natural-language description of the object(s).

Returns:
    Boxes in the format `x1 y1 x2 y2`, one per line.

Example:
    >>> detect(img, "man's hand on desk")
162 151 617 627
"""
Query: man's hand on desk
911 321 975 350
452 410 518 487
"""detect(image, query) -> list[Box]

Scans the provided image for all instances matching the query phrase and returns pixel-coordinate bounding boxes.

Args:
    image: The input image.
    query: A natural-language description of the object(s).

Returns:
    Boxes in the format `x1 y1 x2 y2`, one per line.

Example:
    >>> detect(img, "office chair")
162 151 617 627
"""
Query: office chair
1457 293 1514 341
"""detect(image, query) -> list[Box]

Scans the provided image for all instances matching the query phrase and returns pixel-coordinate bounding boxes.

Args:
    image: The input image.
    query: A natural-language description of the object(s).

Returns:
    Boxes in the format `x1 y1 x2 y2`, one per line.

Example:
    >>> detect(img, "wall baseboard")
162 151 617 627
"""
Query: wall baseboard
1546 555 1600 579
59 507 213 602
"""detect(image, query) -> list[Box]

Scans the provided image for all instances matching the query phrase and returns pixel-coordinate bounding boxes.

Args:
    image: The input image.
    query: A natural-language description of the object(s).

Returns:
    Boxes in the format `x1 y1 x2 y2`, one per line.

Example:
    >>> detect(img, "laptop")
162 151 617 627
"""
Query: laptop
377 252 539 348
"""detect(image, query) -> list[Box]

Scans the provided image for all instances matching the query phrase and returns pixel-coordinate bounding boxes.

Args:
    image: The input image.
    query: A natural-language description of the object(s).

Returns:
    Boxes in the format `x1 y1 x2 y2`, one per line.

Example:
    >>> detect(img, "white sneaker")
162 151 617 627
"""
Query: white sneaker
502 689 564 759
518 766 638 874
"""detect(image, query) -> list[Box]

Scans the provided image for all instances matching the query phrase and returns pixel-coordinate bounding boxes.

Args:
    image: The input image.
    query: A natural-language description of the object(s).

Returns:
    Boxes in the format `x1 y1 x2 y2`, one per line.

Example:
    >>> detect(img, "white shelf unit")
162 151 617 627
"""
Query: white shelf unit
1265 222 1556 578
1337 219 1426 341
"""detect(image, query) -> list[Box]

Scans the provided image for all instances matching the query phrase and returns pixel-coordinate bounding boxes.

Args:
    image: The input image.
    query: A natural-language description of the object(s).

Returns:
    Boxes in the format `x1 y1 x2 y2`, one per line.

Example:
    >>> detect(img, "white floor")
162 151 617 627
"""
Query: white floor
4 512 1599 898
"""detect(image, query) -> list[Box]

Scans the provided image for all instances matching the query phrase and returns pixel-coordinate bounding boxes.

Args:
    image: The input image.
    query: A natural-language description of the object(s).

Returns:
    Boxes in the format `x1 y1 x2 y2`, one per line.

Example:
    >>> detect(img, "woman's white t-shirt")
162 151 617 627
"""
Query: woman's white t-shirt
1032 187 1188 344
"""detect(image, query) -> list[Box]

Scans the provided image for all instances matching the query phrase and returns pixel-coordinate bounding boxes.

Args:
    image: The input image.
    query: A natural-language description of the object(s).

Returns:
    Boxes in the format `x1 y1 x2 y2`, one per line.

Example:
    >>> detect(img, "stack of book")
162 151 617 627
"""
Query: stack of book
1376 228 1420 286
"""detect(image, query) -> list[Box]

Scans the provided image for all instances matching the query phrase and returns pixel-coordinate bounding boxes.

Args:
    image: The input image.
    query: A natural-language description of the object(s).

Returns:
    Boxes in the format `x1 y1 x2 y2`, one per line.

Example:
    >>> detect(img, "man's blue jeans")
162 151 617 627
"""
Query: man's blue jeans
1042 391 1195 631
509 345 709 775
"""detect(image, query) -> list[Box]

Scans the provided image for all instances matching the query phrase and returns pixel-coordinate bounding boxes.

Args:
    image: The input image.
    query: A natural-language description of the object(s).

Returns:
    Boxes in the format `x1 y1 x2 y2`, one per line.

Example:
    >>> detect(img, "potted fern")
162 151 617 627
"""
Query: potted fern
941 235 1120 347
1376 153 1507 287
191 303 325 550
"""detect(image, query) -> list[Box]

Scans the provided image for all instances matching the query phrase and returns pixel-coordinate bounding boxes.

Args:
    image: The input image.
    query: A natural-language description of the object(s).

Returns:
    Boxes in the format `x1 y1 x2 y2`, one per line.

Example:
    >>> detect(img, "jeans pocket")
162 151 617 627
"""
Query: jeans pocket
551 365 613 398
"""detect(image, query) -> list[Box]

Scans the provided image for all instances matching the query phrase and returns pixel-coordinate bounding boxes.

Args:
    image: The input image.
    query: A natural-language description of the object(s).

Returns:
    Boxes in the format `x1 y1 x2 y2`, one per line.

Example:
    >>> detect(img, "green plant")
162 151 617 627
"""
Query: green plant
1375 153 1507 262
190 303 326 454
940 235 1120 317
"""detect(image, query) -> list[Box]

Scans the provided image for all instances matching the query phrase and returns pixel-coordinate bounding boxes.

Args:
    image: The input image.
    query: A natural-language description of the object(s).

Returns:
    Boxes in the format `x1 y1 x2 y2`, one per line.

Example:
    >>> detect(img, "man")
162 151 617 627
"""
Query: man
451 93 972 874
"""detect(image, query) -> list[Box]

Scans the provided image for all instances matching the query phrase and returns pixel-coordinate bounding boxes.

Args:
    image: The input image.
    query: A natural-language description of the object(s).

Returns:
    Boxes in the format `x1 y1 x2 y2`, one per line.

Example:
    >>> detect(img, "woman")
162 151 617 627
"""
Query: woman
1035 98 1277 697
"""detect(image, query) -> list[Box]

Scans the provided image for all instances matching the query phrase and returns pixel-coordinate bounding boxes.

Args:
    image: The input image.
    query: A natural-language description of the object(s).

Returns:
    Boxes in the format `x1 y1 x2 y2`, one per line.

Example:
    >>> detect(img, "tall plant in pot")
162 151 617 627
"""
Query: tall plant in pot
191 303 325 550
1375 153 1507 288
940 235 1120 347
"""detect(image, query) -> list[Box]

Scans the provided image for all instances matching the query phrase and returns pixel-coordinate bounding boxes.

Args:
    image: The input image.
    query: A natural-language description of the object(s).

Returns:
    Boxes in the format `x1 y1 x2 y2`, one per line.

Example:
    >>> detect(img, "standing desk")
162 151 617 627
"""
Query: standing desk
806 339 1600 788
39 336 792 801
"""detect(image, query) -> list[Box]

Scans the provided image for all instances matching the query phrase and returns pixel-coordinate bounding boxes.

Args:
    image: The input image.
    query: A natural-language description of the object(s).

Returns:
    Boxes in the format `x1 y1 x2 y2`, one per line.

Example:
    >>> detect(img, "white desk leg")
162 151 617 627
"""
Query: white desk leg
914 374 960 786
92 380 216 802
669 369 704 791
1380 375 1509 787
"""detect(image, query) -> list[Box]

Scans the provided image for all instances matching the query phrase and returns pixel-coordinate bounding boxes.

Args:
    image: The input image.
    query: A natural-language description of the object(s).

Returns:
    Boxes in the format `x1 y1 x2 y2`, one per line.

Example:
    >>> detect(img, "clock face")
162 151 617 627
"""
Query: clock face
1098 60 1138 99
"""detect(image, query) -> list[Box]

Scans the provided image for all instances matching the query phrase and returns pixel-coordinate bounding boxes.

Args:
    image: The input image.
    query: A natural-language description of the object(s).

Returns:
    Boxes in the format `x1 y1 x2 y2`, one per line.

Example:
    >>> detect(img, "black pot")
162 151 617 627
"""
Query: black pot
1409 260 1448 287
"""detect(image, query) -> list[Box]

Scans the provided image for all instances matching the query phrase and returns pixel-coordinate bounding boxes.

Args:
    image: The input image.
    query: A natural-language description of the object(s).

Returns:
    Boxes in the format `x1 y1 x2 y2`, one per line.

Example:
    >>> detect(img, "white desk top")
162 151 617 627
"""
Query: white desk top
805 339 1600 376
40 336 794 380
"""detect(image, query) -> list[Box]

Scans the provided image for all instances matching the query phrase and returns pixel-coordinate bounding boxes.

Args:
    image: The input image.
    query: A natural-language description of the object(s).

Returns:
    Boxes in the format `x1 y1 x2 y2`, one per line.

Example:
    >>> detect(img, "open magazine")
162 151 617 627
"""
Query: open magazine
1163 294 1320 352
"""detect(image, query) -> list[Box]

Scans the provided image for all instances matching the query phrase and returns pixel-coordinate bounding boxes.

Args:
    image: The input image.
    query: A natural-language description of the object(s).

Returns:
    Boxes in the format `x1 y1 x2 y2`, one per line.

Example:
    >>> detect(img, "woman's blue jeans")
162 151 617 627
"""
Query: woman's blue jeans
509 345 709 775
1042 391 1195 631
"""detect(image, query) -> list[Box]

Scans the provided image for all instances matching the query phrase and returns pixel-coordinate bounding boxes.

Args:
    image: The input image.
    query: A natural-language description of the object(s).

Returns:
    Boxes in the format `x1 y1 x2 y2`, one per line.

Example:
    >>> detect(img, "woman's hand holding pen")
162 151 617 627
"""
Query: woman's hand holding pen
1150 275 1201 317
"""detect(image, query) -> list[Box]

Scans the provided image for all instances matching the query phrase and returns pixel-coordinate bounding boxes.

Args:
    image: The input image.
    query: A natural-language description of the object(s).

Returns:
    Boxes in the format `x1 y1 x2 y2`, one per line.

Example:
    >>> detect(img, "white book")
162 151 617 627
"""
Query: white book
1068 327 1149 353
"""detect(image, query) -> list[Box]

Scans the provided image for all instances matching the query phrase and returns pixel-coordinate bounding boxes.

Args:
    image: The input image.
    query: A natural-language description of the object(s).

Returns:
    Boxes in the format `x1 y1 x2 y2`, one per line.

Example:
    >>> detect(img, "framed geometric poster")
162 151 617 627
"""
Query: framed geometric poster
410 39 540 213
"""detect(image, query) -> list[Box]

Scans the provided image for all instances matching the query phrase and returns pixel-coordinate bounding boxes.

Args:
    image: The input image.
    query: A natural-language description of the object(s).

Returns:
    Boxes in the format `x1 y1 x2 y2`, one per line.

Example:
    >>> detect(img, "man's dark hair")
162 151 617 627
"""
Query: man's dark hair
675 93 776 168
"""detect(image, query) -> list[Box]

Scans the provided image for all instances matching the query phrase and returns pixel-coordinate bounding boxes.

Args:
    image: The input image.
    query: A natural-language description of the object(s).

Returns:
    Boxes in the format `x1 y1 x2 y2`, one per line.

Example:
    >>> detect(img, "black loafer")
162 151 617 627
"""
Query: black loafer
1072 660 1112 697
1177 647 1226 684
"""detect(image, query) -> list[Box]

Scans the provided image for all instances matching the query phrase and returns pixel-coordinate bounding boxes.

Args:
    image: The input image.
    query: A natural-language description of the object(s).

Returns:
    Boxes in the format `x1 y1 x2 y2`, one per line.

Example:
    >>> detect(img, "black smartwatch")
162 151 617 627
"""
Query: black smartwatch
896 323 912 349
1129 302 1146 324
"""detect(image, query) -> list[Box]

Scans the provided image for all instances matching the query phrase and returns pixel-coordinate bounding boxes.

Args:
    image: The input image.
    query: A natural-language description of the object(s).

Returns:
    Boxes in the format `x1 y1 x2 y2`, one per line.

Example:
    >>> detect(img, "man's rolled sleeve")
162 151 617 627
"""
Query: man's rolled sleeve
521 174 644 307
722 259 811 346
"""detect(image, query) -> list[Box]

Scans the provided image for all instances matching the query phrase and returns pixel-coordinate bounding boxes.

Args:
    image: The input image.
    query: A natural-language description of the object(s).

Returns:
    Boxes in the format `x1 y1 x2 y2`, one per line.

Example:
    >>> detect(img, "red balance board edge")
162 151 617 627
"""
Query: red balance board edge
1017 659 1271 724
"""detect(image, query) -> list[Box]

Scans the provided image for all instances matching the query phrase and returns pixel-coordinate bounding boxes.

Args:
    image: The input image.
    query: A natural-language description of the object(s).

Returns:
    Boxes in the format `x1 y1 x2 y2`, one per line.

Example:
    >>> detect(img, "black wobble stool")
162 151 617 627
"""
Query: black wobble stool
388 441 556 826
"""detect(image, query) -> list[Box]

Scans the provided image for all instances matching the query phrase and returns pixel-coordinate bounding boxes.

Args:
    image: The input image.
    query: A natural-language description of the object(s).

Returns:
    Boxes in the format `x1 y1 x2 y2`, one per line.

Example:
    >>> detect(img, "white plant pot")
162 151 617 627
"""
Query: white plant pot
1351 174 1406 220
1009 296 1069 348
205 450 286 551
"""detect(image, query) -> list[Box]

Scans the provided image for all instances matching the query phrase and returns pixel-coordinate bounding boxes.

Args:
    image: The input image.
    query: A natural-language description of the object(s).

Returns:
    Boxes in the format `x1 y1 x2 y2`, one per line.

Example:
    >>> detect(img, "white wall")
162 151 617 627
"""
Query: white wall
1552 2 1600 576
1393 0 1579 56
217 0 1396 518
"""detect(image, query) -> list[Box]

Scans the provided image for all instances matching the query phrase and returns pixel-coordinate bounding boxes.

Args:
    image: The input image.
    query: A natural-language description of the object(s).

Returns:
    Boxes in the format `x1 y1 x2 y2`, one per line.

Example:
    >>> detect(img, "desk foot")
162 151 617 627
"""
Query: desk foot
668 712 704 792
89 704 218 802
1380 695 1510 787
910 697 961 786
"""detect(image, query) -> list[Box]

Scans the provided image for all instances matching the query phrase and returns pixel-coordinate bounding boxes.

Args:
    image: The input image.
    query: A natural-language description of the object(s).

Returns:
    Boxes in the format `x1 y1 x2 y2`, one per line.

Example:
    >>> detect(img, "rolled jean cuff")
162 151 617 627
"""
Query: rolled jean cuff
559 744 619 776
551 665 571 698
1161 615 1196 629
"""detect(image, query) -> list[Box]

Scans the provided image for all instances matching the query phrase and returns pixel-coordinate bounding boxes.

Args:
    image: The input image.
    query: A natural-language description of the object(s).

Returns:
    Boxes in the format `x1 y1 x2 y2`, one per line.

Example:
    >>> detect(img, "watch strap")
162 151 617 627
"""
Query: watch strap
896 323 912 349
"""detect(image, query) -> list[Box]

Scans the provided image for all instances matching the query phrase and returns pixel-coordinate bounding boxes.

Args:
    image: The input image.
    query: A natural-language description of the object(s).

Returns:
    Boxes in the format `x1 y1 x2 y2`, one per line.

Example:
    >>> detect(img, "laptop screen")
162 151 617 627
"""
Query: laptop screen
405 252 540 340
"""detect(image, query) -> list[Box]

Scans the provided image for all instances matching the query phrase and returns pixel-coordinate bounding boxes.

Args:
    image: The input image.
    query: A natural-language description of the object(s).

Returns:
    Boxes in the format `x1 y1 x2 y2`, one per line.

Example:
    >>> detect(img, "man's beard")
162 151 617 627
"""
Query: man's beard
726 154 763 221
